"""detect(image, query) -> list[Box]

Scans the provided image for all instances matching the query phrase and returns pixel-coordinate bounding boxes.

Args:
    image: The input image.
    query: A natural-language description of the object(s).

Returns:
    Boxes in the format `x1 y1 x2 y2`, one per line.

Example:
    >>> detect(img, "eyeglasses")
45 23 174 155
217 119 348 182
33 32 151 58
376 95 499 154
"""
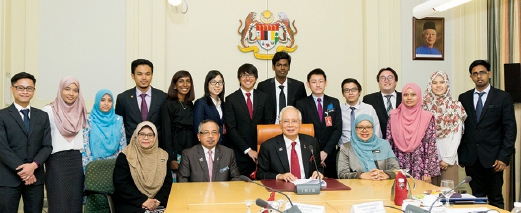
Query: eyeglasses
209 80 223 86
343 88 359 93
379 76 395 81
281 119 300 126
13 86 35 92
471 71 489 77
199 131 219 136
138 132 155 138
355 126 373 131
240 73 255 79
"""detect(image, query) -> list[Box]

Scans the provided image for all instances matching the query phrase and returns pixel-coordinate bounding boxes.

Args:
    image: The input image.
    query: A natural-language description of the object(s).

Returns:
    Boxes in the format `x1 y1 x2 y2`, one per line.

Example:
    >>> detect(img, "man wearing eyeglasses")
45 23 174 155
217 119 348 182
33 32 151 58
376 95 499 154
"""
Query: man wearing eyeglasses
457 60 516 209
0 72 52 212
178 119 240 182
338 78 381 147
362 67 402 138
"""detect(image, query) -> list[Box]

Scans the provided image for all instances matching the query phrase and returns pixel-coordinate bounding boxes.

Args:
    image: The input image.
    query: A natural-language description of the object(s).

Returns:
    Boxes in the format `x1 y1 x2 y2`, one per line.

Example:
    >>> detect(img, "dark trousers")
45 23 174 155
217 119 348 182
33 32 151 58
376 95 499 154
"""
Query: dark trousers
465 158 504 209
0 183 44 213
324 148 338 179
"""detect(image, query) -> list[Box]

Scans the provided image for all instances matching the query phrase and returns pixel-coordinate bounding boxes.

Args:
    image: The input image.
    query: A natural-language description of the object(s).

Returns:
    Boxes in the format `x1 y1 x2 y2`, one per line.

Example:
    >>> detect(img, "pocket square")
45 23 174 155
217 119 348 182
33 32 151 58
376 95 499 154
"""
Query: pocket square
219 166 229 173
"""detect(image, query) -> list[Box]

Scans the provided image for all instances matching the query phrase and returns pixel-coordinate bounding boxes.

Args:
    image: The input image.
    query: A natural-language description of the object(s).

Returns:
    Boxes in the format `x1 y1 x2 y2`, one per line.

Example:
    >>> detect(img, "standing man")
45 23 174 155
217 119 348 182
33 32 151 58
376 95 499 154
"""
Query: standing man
0 72 52 212
339 78 381 146
458 60 516 209
296 68 342 179
257 51 307 123
363 67 402 138
115 59 167 144
225 63 274 177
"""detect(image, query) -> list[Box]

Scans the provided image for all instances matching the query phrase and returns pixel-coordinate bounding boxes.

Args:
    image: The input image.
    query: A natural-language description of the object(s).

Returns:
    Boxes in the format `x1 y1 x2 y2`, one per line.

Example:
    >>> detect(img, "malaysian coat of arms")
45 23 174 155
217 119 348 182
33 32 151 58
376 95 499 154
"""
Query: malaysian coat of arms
237 10 298 60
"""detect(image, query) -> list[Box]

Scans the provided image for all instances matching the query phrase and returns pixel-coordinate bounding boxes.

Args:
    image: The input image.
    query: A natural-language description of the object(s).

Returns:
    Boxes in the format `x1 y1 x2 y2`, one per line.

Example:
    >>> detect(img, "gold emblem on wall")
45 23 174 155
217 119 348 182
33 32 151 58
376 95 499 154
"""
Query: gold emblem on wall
237 10 298 60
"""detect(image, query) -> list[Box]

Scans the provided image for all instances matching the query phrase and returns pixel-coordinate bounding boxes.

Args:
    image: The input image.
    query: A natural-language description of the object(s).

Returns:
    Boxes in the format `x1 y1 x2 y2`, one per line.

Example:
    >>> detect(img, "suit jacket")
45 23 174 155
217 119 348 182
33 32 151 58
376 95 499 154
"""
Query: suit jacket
457 87 517 168
193 96 226 145
362 91 402 137
295 95 342 155
224 89 274 162
257 77 307 121
115 87 166 144
257 134 324 179
178 145 240 182
0 104 52 187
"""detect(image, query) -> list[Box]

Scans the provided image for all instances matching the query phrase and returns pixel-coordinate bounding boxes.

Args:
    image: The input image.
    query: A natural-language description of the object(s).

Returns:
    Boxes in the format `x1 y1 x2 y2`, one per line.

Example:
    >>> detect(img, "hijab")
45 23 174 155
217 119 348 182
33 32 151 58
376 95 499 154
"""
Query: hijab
422 71 467 138
389 83 434 153
88 89 123 159
50 76 87 142
350 114 395 172
122 121 168 198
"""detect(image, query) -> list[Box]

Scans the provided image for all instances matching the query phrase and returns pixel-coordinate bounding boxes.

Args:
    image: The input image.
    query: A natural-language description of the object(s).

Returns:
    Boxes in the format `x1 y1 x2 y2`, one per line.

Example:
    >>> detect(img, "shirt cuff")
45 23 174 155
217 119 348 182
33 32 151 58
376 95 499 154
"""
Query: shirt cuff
243 148 251 155
33 161 40 168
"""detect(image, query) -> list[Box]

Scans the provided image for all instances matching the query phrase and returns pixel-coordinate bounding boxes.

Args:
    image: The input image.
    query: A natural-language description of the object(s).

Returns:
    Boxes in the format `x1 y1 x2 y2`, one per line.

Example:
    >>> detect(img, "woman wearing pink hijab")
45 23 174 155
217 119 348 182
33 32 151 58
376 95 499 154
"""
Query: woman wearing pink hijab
42 76 87 213
386 83 440 183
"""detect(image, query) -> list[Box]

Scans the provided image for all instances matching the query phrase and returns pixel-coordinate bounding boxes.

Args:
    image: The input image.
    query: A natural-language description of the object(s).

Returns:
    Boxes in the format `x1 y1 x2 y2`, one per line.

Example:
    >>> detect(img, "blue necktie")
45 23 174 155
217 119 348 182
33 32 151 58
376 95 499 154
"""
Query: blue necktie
20 109 30 132
475 92 485 121
350 106 356 129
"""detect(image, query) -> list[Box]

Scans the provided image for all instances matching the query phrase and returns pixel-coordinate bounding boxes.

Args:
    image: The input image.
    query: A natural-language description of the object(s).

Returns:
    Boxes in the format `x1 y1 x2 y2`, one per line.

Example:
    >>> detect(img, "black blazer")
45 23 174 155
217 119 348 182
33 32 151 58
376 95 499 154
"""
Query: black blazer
257 77 307 121
224 89 274 162
362 91 402 137
178 145 241 182
193 96 226 144
257 134 324 179
115 87 166 144
457 87 517 168
295 95 342 155
0 104 52 187
112 153 172 213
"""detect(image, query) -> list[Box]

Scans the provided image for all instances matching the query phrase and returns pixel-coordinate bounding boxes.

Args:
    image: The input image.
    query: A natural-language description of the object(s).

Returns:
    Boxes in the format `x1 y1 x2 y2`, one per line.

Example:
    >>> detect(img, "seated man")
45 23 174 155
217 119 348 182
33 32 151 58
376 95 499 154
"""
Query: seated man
178 119 240 182
257 106 324 181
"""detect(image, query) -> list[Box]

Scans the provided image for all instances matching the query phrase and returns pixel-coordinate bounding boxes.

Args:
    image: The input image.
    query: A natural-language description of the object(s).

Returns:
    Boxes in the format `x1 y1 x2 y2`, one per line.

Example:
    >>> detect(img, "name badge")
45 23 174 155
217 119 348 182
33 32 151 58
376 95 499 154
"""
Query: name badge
325 116 333 127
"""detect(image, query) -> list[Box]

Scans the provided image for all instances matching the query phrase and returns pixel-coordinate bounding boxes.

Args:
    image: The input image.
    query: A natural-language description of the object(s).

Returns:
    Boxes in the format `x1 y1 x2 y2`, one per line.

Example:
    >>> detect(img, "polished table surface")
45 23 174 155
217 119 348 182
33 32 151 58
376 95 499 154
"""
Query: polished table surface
165 179 507 213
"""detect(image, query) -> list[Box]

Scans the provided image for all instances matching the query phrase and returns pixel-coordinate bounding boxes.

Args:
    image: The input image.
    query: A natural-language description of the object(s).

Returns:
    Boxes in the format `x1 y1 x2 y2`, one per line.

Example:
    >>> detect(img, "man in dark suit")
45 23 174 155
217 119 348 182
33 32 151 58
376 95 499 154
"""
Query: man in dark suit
458 60 516 209
225 63 274 177
115 59 167 145
0 72 52 213
295 69 342 179
257 51 307 124
257 106 324 180
362 67 402 137
178 119 240 182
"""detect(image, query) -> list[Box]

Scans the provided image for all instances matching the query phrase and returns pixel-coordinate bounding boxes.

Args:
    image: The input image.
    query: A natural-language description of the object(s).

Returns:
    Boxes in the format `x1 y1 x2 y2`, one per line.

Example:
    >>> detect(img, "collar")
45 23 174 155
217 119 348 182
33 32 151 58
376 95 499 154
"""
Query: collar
474 84 491 94
380 91 397 98
14 102 30 111
135 87 152 96
283 134 300 148
201 145 216 154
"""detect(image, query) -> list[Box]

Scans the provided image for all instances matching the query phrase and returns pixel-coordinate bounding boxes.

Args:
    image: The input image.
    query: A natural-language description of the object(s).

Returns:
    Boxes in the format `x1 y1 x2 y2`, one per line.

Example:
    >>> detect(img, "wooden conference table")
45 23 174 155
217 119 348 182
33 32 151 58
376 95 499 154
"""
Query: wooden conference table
165 179 507 213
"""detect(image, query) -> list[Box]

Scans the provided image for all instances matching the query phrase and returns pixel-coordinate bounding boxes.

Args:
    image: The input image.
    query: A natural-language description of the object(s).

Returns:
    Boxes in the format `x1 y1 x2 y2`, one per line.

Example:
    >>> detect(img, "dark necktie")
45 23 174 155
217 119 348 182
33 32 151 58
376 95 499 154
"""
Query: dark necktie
208 150 213 182
385 95 393 115
350 106 356 128
246 92 253 119
476 92 485 121
20 109 30 132
279 85 286 112
317 98 323 122
290 142 301 179
140 93 148 121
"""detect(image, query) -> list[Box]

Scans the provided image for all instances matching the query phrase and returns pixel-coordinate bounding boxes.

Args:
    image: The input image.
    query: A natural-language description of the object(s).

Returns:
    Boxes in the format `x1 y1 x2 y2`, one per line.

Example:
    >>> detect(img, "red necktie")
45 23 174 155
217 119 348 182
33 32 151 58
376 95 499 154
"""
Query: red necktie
246 92 253 119
208 150 213 182
290 142 301 179
317 98 323 122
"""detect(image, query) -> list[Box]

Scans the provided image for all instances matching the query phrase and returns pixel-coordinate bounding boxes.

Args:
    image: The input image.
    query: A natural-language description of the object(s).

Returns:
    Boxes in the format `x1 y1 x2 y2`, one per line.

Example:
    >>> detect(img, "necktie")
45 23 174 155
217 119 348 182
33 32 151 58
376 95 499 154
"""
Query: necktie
290 142 301 179
246 92 253 119
317 98 323 122
476 92 485 121
140 93 148 121
20 109 30 132
350 106 356 129
279 85 286 112
208 150 213 182
385 95 393 115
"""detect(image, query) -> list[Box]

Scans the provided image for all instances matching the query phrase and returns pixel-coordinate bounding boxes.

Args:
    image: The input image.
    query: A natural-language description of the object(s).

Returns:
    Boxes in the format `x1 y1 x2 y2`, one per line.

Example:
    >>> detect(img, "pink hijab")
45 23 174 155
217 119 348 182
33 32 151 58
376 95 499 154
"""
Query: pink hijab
50 76 87 142
389 83 433 153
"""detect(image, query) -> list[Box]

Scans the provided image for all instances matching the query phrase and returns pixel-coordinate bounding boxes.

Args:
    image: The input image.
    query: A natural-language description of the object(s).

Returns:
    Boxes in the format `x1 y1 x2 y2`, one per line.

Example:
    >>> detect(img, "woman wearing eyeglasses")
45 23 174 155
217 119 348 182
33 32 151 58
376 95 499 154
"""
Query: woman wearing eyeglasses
337 114 399 180
161 71 196 172
193 70 228 147
113 121 171 212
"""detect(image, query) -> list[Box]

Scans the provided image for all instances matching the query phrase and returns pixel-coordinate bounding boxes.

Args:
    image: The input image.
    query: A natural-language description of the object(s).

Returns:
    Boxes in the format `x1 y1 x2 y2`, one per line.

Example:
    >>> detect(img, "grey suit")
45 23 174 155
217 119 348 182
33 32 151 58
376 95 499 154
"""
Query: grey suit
178 145 241 182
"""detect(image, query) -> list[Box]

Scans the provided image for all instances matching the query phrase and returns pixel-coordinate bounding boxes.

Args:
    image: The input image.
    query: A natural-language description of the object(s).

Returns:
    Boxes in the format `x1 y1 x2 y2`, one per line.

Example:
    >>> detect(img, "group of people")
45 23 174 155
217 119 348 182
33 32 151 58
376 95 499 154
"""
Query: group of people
0 52 515 212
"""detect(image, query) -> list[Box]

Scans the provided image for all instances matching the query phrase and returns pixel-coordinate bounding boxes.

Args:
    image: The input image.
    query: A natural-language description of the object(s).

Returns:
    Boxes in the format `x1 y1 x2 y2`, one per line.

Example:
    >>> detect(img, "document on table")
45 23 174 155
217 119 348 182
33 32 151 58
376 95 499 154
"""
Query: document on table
291 179 327 187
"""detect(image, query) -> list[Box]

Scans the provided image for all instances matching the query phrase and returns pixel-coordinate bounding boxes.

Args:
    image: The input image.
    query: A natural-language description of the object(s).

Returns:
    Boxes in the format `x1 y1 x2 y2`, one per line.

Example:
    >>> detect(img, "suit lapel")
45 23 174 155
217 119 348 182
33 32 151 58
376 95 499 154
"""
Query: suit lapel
268 79 277 104
149 87 161 119
307 96 321 124
478 87 495 124
465 90 478 124
196 146 210 181
128 88 142 121
235 89 250 120
374 93 386 115
299 136 311 178
213 146 223 179
252 90 260 119
275 136 291 172
8 105 28 135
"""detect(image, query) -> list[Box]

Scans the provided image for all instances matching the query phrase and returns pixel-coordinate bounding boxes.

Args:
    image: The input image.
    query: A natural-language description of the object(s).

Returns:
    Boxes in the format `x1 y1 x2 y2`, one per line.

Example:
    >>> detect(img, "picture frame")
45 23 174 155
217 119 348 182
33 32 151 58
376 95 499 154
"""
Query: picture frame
413 17 444 60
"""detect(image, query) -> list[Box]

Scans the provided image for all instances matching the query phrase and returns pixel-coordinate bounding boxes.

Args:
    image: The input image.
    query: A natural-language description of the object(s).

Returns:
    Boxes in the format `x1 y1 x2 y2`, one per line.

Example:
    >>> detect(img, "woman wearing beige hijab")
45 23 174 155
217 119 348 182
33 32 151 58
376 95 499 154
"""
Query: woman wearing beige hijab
113 121 172 212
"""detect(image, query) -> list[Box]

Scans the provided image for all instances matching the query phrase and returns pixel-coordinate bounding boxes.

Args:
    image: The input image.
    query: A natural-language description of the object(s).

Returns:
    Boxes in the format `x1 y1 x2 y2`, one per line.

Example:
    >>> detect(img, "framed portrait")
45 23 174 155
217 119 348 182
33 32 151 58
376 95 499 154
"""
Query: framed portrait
413 17 444 60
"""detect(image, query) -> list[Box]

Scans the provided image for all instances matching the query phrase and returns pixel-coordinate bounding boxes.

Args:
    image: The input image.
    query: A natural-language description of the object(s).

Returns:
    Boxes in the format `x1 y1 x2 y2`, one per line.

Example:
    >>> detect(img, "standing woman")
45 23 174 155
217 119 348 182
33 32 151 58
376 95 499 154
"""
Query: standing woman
193 70 227 146
43 76 87 213
422 71 467 186
82 89 127 171
161 71 196 171
386 83 440 183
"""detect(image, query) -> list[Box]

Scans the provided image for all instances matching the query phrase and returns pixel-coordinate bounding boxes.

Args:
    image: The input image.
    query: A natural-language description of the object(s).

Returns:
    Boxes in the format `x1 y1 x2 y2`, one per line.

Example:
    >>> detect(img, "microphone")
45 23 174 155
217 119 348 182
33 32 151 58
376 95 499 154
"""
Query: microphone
405 176 471 213
256 198 283 213
309 145 322 189
239 175 302 213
